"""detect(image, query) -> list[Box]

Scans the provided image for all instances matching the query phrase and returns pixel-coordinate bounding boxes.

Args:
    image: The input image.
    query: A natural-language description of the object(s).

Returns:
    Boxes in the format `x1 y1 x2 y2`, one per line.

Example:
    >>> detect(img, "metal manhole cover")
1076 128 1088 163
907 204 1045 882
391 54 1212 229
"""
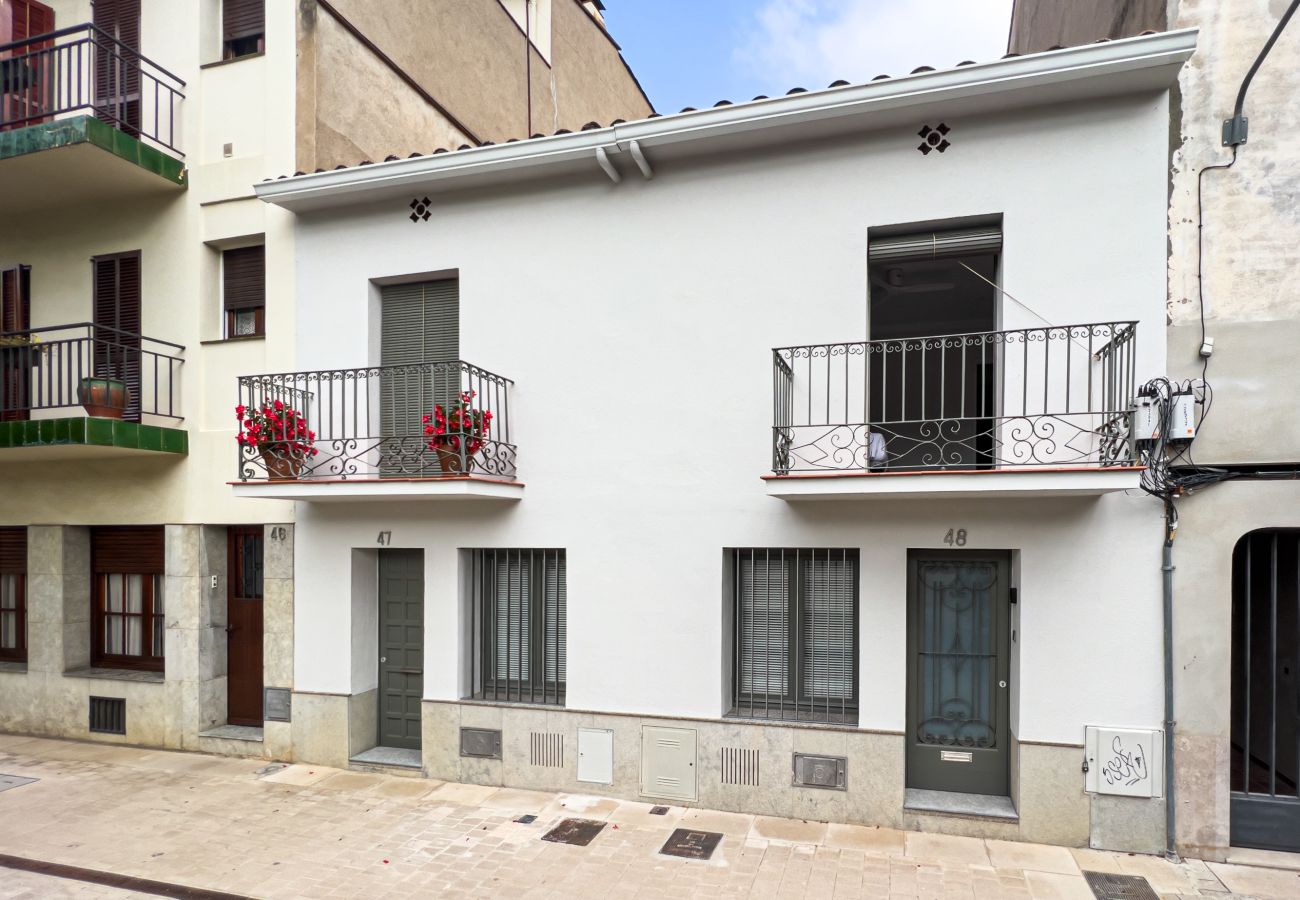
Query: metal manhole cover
254 763 288 778
660 828 723 861
541 818 605 846
0 775 36 793
649 806 670 815
1083 872 1160 900
515 814 537 824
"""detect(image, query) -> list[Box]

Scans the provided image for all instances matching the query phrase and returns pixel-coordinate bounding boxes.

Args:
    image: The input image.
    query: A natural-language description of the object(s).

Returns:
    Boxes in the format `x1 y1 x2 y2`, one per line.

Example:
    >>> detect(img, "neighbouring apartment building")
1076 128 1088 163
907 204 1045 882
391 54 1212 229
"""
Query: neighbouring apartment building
0 0 650 758
233 30 1199 853
1012 0 1300 860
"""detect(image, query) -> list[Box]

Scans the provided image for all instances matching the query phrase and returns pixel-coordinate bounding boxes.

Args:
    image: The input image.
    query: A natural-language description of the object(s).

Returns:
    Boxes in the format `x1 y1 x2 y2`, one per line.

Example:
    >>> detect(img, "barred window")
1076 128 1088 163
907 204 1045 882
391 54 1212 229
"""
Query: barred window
730 549 858 724
468 549 565 705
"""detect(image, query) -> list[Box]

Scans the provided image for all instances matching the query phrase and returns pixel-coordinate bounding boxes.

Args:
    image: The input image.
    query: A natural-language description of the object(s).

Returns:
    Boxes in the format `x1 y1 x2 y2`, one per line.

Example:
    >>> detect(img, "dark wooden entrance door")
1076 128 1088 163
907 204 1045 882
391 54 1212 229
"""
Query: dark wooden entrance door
1231 530 1300 852
907 550 1011 796
227 526 264 727
378 549 423 750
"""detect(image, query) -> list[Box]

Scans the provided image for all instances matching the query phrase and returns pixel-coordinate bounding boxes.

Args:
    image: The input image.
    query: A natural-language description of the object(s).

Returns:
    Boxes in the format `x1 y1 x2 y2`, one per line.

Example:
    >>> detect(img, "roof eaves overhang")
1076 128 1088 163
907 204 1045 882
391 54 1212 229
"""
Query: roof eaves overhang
256 28 1197 213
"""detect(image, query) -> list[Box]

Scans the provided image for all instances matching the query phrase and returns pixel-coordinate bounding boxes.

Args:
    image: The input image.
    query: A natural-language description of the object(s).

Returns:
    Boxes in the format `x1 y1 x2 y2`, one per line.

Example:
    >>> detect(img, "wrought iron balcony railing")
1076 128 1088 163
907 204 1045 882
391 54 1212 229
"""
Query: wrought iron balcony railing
0 322 184 422
235 361 516 482
0 24 185 156
772 322 1137 474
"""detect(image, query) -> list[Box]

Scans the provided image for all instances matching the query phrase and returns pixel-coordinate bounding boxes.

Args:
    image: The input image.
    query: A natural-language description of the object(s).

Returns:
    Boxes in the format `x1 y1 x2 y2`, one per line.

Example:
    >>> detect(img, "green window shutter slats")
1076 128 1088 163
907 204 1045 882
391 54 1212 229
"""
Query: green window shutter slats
223 246 265 311
737 553 791 698
379 280 459 459
475 549 566 705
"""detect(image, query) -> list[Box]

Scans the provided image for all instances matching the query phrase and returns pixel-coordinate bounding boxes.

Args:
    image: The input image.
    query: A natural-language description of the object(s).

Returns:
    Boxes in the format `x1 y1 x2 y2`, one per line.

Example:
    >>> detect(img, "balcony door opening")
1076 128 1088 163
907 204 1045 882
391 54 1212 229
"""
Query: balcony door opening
868 226 1000 470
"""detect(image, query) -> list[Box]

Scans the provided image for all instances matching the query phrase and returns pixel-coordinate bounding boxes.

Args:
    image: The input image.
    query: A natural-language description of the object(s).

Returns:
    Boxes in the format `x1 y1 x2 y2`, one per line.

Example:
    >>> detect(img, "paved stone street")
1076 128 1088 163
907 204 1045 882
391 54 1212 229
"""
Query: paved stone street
1 736 1298 900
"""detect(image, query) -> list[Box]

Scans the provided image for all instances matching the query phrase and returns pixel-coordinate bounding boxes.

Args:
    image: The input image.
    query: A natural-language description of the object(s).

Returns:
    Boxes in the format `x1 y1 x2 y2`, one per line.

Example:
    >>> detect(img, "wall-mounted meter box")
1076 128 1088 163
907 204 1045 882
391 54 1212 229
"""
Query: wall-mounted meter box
1170 391 1197 442
1084 726 1164 798
1134 395 1160 443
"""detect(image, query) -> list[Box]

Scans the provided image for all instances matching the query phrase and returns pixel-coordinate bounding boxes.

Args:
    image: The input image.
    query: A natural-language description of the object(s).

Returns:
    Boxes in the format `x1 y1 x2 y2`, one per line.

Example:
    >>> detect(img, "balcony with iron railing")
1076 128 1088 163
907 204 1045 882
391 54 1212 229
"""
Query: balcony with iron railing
766 322 1142 499
0 24 187 211
230 361 522 502
0 323 186 459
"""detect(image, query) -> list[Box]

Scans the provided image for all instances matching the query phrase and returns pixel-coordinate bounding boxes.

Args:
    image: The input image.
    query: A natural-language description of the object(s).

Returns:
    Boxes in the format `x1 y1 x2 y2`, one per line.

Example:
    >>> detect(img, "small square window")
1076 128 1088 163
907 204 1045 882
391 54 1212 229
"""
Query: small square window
232 309 259 337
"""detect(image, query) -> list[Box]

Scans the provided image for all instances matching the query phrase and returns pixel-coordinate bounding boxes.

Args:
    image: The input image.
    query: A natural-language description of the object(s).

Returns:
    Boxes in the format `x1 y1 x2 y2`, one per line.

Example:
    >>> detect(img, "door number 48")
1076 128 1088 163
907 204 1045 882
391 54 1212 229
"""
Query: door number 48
943 528 968 547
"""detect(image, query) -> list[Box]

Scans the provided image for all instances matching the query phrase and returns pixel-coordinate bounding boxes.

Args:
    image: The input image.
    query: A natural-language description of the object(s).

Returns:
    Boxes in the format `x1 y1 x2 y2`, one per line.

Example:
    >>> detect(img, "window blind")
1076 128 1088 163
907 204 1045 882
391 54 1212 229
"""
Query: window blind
223 246 265 311
868 227 1002 262
472 549 566 706
223 0 264 41
379 280 460 472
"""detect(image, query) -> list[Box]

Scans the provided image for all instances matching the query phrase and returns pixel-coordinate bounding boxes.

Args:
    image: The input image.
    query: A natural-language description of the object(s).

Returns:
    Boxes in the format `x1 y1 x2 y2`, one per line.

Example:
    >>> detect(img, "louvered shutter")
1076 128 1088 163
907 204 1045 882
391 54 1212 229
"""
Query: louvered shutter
543 551 565 687
0 266 31 422
0 528 26 572
93 0 141 134
91 526 164 574
799 553 856 700
4 1 55 127
223 0 264 41
1 265 30 334
493 550 530 682
737 552 791 698
868 227 1002 262
223 246 265 311
379 280 459 473
92 252 142 422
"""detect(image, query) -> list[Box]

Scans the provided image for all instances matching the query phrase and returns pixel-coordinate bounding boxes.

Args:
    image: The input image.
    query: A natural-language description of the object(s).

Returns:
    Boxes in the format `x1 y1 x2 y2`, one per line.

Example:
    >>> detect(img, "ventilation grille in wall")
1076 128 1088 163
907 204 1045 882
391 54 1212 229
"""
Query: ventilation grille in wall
88 697 126 735
460 727 503 759
530 732 565 768
720 747 760 786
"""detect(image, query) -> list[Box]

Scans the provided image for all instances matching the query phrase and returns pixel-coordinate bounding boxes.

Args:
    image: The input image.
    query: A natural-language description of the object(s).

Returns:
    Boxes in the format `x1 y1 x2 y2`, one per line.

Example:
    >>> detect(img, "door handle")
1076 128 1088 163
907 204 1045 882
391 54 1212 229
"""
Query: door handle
224 625 236 634
380 656 386 663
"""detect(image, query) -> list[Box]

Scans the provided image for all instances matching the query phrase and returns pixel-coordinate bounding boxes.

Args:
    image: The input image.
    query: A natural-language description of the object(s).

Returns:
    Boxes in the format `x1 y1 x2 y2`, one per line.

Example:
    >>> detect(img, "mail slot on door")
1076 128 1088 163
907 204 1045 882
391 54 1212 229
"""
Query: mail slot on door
941 750 974 763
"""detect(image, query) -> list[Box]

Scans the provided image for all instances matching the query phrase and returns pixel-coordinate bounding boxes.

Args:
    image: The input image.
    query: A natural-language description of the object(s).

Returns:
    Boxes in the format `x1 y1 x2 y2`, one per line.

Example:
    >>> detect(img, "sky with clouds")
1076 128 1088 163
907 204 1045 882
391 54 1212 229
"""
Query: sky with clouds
603 0 1015 114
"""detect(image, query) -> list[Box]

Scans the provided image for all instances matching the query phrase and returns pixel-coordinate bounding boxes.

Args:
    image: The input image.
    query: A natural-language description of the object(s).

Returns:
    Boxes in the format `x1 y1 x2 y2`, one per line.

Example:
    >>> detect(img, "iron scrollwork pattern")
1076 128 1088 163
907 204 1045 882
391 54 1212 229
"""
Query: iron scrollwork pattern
916 562 998 749
772 322 1137 474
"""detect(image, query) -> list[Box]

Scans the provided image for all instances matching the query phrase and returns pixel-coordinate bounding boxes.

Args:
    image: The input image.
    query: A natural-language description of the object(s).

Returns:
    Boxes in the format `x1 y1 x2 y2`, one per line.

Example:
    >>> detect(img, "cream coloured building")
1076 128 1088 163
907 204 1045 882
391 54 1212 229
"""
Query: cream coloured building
0 0 650 758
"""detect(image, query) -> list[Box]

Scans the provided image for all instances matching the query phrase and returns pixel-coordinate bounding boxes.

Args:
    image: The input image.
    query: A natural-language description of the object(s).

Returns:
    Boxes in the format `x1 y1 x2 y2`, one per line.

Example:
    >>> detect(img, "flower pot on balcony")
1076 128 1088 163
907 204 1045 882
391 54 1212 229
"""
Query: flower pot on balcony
77 377 128 418
260 447 304 481
435 446 477 475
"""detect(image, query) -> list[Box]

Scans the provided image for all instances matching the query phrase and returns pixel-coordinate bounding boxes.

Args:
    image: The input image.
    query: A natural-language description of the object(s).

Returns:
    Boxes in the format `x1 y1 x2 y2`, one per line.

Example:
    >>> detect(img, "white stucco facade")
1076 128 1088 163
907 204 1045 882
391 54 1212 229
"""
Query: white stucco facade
256 32 1195 849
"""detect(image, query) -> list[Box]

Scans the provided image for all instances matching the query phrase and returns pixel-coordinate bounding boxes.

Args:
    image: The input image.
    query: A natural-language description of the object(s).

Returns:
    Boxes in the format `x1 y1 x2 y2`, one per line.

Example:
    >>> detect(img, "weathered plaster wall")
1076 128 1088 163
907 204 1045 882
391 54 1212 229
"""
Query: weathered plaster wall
297 0 651 171
1008 0 1166 54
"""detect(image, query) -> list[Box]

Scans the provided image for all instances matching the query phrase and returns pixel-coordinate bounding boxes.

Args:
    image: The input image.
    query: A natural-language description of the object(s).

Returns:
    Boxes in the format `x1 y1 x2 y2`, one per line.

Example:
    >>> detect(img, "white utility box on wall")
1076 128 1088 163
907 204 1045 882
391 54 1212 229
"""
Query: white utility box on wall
641 725 697 801
1084 726 1164 798
577 728 614 784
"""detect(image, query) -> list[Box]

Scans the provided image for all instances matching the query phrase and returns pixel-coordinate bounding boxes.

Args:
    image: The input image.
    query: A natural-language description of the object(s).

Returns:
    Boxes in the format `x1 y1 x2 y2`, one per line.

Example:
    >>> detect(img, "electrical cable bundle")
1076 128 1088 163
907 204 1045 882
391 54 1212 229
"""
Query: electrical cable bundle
1135 376 1234 499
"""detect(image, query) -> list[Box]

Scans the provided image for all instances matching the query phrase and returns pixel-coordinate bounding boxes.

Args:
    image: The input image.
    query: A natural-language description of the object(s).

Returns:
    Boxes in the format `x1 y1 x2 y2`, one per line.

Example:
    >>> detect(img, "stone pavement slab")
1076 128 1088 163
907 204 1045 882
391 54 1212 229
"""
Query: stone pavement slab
0 737 1294 900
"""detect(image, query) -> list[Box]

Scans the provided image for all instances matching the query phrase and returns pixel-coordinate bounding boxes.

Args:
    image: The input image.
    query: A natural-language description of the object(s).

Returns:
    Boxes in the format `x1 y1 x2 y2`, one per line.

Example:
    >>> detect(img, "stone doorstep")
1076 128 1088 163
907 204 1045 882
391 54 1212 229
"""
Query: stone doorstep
197 725 264 743
903 787 1019 822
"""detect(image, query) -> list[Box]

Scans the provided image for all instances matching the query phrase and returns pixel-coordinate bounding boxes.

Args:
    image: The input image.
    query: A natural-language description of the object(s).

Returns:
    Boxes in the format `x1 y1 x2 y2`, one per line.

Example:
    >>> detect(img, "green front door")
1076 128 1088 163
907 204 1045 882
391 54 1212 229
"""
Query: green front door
906 550 1011 796
378 549 423 750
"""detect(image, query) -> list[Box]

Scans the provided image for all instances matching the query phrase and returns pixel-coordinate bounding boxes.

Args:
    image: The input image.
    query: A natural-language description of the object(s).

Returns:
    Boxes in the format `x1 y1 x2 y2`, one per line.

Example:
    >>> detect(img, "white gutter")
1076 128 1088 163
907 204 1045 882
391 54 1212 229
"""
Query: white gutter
256 28 1196 209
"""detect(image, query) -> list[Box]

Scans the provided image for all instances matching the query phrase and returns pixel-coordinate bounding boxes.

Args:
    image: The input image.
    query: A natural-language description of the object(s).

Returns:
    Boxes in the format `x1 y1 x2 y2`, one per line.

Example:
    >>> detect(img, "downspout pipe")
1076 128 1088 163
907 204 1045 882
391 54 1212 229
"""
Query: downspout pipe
1162 499 1179 861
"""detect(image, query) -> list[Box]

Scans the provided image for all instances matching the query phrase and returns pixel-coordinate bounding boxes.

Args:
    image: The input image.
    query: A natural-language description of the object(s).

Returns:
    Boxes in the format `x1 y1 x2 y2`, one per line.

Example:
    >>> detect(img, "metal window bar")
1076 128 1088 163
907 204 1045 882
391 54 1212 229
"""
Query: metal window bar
471 549 566 707
0 23 185 156
235 360 516 482
731 548 858 724
0 322 184 421
772 321 1138 474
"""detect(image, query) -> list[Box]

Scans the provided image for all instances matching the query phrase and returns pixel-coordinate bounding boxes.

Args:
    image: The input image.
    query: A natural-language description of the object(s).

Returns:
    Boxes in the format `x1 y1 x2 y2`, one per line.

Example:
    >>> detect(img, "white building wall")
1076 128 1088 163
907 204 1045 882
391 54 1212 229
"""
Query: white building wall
288 90 1173 747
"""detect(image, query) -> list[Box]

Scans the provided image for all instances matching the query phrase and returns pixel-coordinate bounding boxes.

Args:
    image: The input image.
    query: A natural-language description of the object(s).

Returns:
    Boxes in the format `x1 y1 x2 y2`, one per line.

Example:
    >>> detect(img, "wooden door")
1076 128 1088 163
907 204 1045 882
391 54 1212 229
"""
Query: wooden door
907 550 1011 797
1 265 31 421
91 251 142 422
227 527 264 727
92 0 140 134
378 549 423 750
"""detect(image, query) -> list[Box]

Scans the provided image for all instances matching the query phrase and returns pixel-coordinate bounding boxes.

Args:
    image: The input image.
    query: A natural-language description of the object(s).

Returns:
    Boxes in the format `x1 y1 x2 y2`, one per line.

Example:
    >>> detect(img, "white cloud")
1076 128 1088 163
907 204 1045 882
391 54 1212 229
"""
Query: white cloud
734 0 1015 91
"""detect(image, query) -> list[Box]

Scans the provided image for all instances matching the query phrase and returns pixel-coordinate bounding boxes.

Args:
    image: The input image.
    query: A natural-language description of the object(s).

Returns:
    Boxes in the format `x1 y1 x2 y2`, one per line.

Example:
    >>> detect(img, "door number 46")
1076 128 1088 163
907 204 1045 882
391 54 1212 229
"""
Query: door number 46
943 528 968 547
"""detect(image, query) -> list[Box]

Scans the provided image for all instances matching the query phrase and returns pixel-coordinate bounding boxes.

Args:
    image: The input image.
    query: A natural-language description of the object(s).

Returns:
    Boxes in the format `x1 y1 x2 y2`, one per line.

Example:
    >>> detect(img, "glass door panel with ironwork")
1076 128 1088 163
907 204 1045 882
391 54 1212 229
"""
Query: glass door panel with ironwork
907 551 1011 797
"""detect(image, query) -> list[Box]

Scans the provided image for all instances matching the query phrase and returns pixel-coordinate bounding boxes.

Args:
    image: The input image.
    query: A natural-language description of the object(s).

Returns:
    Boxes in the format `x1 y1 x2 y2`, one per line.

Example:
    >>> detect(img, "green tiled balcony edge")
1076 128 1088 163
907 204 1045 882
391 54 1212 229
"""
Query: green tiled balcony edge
0 116 186 187
0 417 187 455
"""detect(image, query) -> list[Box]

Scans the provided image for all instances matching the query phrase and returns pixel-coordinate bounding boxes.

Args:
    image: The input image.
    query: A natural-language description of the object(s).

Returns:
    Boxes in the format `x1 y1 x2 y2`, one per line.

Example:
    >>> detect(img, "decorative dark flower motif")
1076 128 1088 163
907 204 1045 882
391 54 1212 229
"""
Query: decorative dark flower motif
409 197 432 222
917 123 951 155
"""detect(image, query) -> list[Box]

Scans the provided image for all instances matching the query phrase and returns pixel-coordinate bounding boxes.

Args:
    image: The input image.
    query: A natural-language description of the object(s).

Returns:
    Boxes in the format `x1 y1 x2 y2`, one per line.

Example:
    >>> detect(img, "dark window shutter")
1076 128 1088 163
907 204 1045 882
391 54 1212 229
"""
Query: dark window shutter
91 526 164 574
11 0 56 40
0 528 26 573
91 251 142 421
1 266 31 333
223 0 265 41
379 280 459 463
93 0 141 133
223 246 265 311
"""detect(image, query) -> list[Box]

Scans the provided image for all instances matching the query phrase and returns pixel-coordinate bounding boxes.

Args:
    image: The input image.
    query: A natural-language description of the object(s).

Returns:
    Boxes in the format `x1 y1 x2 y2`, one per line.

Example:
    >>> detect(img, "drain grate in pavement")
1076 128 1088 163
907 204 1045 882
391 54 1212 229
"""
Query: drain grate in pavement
649 806 670 815
515 814 537 824
1083 871 1160 900
0 775 36 793
541 818 606 847
660 828 723 861
254 763 288 778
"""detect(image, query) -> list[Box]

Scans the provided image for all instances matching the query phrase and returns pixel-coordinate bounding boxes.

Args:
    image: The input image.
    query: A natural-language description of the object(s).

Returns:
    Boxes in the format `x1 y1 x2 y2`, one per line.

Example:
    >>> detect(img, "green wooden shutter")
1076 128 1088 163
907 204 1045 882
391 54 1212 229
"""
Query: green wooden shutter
800 552 856 701
543 551 566 688
378 280 459 474
737 551 791 700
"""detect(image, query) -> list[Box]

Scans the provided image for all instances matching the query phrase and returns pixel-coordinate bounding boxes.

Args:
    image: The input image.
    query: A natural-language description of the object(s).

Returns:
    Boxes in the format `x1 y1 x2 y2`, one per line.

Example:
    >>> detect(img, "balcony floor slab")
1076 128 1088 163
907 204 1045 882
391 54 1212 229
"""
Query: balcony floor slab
764 466 1143 500
229 476 524 502
0 417 187 461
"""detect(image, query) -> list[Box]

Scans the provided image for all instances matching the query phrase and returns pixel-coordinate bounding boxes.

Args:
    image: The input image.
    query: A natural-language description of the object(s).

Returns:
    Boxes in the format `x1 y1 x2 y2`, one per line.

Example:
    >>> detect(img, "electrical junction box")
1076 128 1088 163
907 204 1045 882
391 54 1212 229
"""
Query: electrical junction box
1170 391 1197 442
1084 726 1164 798
1133 395 1160 443
641 726 697 801
577 728 614 785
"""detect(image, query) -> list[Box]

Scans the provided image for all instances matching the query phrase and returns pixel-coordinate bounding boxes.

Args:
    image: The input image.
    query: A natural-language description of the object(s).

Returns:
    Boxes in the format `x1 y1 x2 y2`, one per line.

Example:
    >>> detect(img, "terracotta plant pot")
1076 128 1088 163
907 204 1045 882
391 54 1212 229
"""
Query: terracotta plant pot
77 377 128 418
435 446 477 475
260 447 303 481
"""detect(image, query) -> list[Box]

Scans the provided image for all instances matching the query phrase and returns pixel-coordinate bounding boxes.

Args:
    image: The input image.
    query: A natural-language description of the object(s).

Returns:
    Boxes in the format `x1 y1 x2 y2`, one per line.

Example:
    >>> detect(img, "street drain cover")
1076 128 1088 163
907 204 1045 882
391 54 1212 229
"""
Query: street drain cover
660 828 723 861
0 775 36 793
254 763 288 778
515 815 537 824
541 818 605 846
649 806 670 815
1083 872 1160 900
